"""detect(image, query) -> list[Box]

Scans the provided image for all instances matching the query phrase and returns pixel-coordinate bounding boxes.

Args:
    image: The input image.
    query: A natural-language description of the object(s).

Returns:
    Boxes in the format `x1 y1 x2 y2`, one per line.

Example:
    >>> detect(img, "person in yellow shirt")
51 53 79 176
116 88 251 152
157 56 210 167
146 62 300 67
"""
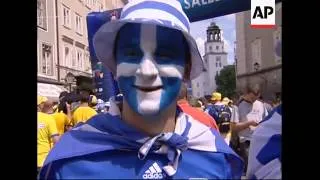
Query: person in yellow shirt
37 96 48 111
89 95 98 108
72 90 97 126
37 97 60 172
51 108 71 135
52 92 73 135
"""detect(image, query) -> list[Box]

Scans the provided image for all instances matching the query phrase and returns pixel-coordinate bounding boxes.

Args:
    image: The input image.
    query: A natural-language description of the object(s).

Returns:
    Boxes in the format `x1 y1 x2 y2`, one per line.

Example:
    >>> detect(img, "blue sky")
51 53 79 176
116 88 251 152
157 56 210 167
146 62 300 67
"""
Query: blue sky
190 14 236 65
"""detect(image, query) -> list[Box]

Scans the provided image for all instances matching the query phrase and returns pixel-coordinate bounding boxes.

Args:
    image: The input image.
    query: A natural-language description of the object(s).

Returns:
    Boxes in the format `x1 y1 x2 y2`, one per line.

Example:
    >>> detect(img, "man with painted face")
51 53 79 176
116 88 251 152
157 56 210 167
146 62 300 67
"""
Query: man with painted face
39 0 243 179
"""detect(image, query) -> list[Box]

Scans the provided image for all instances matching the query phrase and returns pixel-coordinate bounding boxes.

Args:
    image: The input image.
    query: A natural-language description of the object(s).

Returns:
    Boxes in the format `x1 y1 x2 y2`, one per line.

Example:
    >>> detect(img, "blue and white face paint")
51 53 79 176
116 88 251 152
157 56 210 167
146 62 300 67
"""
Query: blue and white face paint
115 23 188 116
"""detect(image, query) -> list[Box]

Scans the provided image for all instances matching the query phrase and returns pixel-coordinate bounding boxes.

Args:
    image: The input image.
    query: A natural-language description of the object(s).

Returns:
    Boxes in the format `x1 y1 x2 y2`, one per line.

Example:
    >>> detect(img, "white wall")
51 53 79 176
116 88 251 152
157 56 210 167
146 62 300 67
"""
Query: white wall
191 73 204 98
204 41 228 95
192 27 229 98
205 41 225 54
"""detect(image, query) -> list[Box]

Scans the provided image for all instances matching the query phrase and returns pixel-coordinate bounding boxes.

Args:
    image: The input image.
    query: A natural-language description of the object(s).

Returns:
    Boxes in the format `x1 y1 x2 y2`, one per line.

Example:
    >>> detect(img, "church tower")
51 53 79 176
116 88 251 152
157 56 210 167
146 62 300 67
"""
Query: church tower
202 22 228 95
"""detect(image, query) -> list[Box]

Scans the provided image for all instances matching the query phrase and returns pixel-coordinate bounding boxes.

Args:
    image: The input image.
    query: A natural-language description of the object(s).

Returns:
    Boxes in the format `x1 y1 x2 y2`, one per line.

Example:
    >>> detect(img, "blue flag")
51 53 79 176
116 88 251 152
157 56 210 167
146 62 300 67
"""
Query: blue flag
87 11 120 102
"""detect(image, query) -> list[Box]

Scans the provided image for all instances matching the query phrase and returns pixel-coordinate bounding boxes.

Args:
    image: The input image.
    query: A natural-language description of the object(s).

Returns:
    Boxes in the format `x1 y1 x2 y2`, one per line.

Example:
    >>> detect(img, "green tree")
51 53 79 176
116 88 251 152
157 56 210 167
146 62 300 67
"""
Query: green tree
215 65 236 98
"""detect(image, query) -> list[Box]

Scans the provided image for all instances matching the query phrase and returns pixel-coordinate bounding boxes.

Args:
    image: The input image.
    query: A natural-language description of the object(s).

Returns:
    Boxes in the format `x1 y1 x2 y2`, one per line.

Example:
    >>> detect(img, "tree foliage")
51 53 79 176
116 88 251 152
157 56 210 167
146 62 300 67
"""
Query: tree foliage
215 65 236 98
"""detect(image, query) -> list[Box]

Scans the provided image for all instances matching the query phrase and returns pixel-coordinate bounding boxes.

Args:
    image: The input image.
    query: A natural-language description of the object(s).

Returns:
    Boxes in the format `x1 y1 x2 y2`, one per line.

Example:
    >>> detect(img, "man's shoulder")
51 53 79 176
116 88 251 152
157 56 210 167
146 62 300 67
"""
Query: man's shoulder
238 100 252 109
253 100 265 108
74 106 97 114
40 114 125 167
38 112 55 122
42 149 239 179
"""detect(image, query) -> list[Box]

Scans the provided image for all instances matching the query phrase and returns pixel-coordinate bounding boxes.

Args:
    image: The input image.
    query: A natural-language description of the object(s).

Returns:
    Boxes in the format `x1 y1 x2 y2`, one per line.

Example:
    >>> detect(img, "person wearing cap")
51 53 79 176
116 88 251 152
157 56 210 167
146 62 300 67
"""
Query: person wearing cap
222 97 233 112
37 96 48 112
222 97 230 106
205 93 232 145
37 96 60 173
89 95 98 108
39 1 243 179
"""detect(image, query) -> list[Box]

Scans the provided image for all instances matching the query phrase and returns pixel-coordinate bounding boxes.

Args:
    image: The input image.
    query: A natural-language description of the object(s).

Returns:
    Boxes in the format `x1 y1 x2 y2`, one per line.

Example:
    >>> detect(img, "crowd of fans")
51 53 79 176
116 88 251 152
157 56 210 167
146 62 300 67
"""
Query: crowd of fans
177 83 281 177
38 82 281 178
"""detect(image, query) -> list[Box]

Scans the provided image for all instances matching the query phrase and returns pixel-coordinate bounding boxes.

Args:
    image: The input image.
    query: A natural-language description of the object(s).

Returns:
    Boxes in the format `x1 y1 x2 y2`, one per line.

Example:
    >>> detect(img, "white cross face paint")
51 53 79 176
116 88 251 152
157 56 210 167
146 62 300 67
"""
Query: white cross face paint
115 23 188 116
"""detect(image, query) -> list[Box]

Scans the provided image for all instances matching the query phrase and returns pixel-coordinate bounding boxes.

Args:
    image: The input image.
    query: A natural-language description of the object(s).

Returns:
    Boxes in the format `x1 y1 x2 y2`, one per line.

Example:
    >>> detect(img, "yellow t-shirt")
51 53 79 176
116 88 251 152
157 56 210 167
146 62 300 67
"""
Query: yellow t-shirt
37 112 59 168
52 111 71 135
72 106 97 125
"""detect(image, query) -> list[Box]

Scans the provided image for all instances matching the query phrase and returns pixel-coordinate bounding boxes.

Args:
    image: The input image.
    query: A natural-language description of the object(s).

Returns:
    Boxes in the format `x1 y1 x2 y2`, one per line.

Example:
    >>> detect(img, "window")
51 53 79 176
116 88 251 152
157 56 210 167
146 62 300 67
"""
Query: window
209 46 212 51
40 43 53 76
63 44 72 67
62 5 71 28
216 56 221 67
76 49 83 70
251 38 262 69
197 82 199 87
216 71 218 76
84 52 91 72
274 27 282 64
75 14 83 35
112 0 117 8
37 0 47 30
99 3 103 11
85 0 91 8
216 46 219 50
72 49 76 67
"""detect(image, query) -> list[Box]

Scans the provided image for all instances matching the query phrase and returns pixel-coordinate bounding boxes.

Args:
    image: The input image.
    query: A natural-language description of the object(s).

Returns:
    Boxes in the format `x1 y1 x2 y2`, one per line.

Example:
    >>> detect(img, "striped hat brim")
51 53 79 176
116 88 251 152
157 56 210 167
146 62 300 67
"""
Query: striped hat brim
93 18 204 80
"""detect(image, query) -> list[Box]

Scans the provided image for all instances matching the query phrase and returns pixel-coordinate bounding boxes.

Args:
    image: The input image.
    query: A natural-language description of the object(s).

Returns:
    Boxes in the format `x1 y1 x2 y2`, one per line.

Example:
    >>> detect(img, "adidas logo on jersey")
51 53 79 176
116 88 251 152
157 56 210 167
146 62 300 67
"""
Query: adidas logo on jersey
142 162 163 179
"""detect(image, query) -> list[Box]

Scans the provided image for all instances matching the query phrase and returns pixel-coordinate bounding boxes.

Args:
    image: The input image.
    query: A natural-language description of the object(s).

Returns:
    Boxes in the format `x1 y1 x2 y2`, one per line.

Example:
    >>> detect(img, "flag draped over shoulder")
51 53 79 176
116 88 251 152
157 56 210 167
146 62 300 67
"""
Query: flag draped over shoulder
247 105 282 179
40 99 243 179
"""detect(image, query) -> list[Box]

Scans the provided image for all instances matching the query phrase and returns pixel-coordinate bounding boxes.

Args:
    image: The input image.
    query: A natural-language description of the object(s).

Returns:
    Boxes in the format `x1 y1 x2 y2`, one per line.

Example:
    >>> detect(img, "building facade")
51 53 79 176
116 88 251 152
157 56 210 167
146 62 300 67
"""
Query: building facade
37 0 67 99
235 3 282 100
37 0 126 99
191 22 228 98
56 0 106 91
105 0 127 9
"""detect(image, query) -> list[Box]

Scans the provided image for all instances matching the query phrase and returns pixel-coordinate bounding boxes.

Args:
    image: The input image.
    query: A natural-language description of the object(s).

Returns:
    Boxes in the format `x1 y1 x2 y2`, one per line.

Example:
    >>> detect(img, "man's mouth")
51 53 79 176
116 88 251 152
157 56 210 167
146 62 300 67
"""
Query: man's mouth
133 85 163 92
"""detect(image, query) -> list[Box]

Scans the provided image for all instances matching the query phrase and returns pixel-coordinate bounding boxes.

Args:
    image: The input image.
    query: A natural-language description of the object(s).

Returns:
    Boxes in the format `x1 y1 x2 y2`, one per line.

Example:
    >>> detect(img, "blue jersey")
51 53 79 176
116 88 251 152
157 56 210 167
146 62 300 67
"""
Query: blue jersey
205 104 231 123
39 105 243 179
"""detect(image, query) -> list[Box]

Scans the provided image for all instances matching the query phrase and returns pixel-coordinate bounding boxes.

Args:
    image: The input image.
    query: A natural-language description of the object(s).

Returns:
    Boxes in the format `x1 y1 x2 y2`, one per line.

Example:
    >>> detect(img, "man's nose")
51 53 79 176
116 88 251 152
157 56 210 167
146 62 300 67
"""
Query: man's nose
136 55 159 80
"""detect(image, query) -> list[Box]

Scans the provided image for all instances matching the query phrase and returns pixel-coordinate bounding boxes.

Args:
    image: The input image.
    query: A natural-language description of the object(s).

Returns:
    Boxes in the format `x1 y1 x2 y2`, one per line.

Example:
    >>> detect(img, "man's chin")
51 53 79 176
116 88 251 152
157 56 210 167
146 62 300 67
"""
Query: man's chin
137 106 160 116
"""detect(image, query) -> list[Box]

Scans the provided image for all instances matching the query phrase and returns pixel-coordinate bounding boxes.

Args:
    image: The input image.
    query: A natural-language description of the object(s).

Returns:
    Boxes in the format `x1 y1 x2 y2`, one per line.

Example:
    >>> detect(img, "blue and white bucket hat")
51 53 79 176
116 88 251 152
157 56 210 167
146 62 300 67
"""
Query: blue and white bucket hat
93 0 204 80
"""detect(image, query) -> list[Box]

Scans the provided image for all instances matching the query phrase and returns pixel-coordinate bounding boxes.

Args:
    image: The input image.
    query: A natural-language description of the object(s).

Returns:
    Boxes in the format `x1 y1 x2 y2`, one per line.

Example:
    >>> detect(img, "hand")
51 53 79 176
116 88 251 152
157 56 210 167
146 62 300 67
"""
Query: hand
65 125 73 131
249 120 259 127
249 126 257 131
66 102 71 111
